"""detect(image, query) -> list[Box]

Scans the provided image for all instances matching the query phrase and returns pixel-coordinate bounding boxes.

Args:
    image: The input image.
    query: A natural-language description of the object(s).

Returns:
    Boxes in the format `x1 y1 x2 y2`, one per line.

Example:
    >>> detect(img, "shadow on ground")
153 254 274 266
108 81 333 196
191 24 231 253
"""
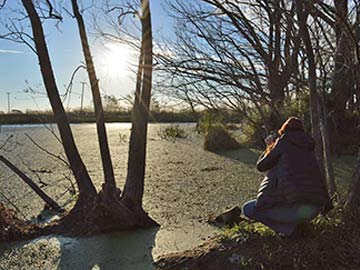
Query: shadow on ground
215 148 260 165
57 228 159 270
0 227 159 270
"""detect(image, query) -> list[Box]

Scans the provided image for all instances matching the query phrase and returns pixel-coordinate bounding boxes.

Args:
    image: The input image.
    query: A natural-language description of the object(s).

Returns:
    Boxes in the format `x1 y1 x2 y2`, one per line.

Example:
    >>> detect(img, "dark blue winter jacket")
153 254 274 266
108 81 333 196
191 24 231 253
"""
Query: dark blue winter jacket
255 130 330 209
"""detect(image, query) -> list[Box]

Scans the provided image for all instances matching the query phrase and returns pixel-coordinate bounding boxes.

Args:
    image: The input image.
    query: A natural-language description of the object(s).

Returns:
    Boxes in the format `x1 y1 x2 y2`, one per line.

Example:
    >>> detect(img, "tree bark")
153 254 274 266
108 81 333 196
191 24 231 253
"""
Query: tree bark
21 0 96 199
319 99 337 197
296 0 325 176
328 0 353 154
348 161 360 207
122 0 153 208
330 0 352 119
71 0 116 190
0 155 63 212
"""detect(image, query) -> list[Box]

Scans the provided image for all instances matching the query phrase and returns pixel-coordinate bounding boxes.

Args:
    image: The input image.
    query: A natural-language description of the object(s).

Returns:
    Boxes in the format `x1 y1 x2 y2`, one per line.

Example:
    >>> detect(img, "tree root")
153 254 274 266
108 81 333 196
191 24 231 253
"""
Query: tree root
0 203 41 241
1 190 159 242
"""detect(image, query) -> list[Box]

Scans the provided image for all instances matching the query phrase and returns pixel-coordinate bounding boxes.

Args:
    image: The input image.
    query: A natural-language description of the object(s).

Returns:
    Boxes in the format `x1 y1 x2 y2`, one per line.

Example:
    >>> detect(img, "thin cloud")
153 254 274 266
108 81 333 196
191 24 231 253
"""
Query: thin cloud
0 49 24 54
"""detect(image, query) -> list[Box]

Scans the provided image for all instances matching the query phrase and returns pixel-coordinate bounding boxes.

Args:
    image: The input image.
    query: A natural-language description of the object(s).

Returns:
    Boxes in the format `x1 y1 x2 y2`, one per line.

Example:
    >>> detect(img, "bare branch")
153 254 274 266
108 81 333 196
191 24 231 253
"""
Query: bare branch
25 133 70 168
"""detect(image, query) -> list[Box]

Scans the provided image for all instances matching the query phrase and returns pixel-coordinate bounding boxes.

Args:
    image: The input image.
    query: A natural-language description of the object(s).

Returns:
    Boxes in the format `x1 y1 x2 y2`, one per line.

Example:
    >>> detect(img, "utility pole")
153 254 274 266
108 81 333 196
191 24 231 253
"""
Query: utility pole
6 92 10 114
80 82 86 112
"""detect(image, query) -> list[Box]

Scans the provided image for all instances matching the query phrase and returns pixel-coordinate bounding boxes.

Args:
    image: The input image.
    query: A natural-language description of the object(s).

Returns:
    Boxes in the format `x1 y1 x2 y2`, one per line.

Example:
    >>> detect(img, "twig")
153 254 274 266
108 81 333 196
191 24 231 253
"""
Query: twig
62 64 86 103
0 134 13 150
0 0 7 9
25 133 69 168
0 191 27 219
0 154 64 212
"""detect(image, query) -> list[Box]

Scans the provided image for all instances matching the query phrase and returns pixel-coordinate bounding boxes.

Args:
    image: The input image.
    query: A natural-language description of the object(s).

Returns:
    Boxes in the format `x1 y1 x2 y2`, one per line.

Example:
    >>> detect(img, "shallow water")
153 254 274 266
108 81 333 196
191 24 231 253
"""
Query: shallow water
0 123 259 269
0 222 215 269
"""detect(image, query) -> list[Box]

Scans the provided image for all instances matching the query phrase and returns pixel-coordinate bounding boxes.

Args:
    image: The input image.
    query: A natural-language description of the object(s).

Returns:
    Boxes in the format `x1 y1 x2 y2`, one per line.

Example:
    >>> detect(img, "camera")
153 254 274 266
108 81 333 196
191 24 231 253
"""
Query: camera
264 131 278 146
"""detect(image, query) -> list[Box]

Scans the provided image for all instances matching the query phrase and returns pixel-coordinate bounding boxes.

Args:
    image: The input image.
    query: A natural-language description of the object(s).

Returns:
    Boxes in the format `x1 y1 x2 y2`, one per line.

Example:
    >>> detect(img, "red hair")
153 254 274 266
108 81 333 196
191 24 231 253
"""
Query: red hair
265 141 276 154
265 117 304 154
278 117 304 136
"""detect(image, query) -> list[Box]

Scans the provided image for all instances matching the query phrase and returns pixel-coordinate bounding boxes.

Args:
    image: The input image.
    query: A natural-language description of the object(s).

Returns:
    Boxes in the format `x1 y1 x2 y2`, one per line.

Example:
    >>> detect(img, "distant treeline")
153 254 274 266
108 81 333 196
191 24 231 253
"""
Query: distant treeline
0 110 243 125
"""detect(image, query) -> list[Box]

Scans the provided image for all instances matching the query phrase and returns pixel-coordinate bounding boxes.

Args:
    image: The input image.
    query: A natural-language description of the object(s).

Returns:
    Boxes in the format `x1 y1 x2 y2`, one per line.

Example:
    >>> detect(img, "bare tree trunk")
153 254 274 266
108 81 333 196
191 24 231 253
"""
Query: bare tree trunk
326 0 354 155
122 0 153 208
296 0 325 175
348 161 360 207
21 0 96 200
330 0 352 125
319 99 337 197
71 0 116 190
0 155 63 212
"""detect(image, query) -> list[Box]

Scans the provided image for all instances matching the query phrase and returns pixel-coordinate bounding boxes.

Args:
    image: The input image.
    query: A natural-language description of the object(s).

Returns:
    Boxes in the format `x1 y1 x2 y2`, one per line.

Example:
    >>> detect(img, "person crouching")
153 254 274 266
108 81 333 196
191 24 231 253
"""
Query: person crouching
242 117 331 236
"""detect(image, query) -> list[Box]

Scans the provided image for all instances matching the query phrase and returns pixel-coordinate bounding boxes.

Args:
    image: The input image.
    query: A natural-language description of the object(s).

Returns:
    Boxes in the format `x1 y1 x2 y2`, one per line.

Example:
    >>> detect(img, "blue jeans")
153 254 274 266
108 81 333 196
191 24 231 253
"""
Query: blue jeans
242 199 321 236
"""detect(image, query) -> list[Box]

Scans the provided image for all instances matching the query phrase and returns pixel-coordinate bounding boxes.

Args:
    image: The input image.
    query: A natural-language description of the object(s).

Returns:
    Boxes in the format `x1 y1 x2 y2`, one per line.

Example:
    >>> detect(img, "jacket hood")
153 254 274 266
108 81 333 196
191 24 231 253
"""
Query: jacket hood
283 130 315 151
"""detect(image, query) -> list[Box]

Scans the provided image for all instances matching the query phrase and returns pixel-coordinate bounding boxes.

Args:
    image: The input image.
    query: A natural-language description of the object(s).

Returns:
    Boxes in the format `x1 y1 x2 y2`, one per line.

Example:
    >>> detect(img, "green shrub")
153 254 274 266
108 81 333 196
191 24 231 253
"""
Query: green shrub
196 111 225 134
204 124 241 151
158 125 188 141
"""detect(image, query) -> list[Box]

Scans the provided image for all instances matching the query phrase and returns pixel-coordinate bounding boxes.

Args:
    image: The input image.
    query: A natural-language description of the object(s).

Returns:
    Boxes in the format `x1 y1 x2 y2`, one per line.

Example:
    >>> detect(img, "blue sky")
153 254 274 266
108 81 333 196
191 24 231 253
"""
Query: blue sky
0 0 174 112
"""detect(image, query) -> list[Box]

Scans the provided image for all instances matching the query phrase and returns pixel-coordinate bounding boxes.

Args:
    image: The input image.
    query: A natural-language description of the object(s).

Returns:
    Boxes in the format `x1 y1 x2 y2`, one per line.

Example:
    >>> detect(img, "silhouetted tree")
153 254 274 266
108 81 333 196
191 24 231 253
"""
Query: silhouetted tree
18 0 157 234
158 0 301 129
122 0 153 209
296 0 336 197
21 0 97 204
71 0 117 192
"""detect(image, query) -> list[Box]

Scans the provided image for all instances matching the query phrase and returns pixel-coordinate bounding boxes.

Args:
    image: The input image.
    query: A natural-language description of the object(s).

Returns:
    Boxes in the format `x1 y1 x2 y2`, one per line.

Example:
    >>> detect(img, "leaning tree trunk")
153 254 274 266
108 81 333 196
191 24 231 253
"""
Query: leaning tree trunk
71 0 116 191
122 0 153 208
0 155 63 212
21 0 96 201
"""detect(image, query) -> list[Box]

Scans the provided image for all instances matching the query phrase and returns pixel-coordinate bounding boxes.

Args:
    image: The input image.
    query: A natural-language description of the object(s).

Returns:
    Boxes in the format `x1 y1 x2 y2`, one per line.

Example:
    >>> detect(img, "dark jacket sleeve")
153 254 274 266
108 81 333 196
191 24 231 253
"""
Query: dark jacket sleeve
256 138 283 172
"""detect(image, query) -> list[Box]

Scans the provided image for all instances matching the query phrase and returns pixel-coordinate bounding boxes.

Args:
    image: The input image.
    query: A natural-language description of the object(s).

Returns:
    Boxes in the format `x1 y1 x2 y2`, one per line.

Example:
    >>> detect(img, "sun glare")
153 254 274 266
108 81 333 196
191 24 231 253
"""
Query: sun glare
101 43 133 78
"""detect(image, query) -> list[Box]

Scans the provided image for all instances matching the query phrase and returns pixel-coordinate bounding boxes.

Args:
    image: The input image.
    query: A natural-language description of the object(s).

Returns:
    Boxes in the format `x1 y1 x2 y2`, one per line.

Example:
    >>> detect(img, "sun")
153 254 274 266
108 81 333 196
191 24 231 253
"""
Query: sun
101 43 133 78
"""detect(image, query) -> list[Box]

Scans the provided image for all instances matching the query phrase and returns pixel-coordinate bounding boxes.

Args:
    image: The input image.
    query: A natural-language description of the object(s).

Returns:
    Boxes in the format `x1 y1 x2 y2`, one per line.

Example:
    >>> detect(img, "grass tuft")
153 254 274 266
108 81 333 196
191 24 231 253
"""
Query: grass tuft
158 125 188 141
218 206 360 270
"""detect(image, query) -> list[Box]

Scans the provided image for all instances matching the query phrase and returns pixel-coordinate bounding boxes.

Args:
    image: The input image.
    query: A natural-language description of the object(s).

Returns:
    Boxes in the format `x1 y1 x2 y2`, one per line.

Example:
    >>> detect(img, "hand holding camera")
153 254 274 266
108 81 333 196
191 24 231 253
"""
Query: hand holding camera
264 131 278 146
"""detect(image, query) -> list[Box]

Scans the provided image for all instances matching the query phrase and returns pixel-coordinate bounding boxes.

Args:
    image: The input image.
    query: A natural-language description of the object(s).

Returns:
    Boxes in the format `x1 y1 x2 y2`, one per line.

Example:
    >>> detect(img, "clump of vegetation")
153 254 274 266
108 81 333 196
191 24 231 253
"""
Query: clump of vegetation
196 111 241 151
196 111 223 134
226 123 240 131
119 132 127 143
204 125 241 151
158 125 188 141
